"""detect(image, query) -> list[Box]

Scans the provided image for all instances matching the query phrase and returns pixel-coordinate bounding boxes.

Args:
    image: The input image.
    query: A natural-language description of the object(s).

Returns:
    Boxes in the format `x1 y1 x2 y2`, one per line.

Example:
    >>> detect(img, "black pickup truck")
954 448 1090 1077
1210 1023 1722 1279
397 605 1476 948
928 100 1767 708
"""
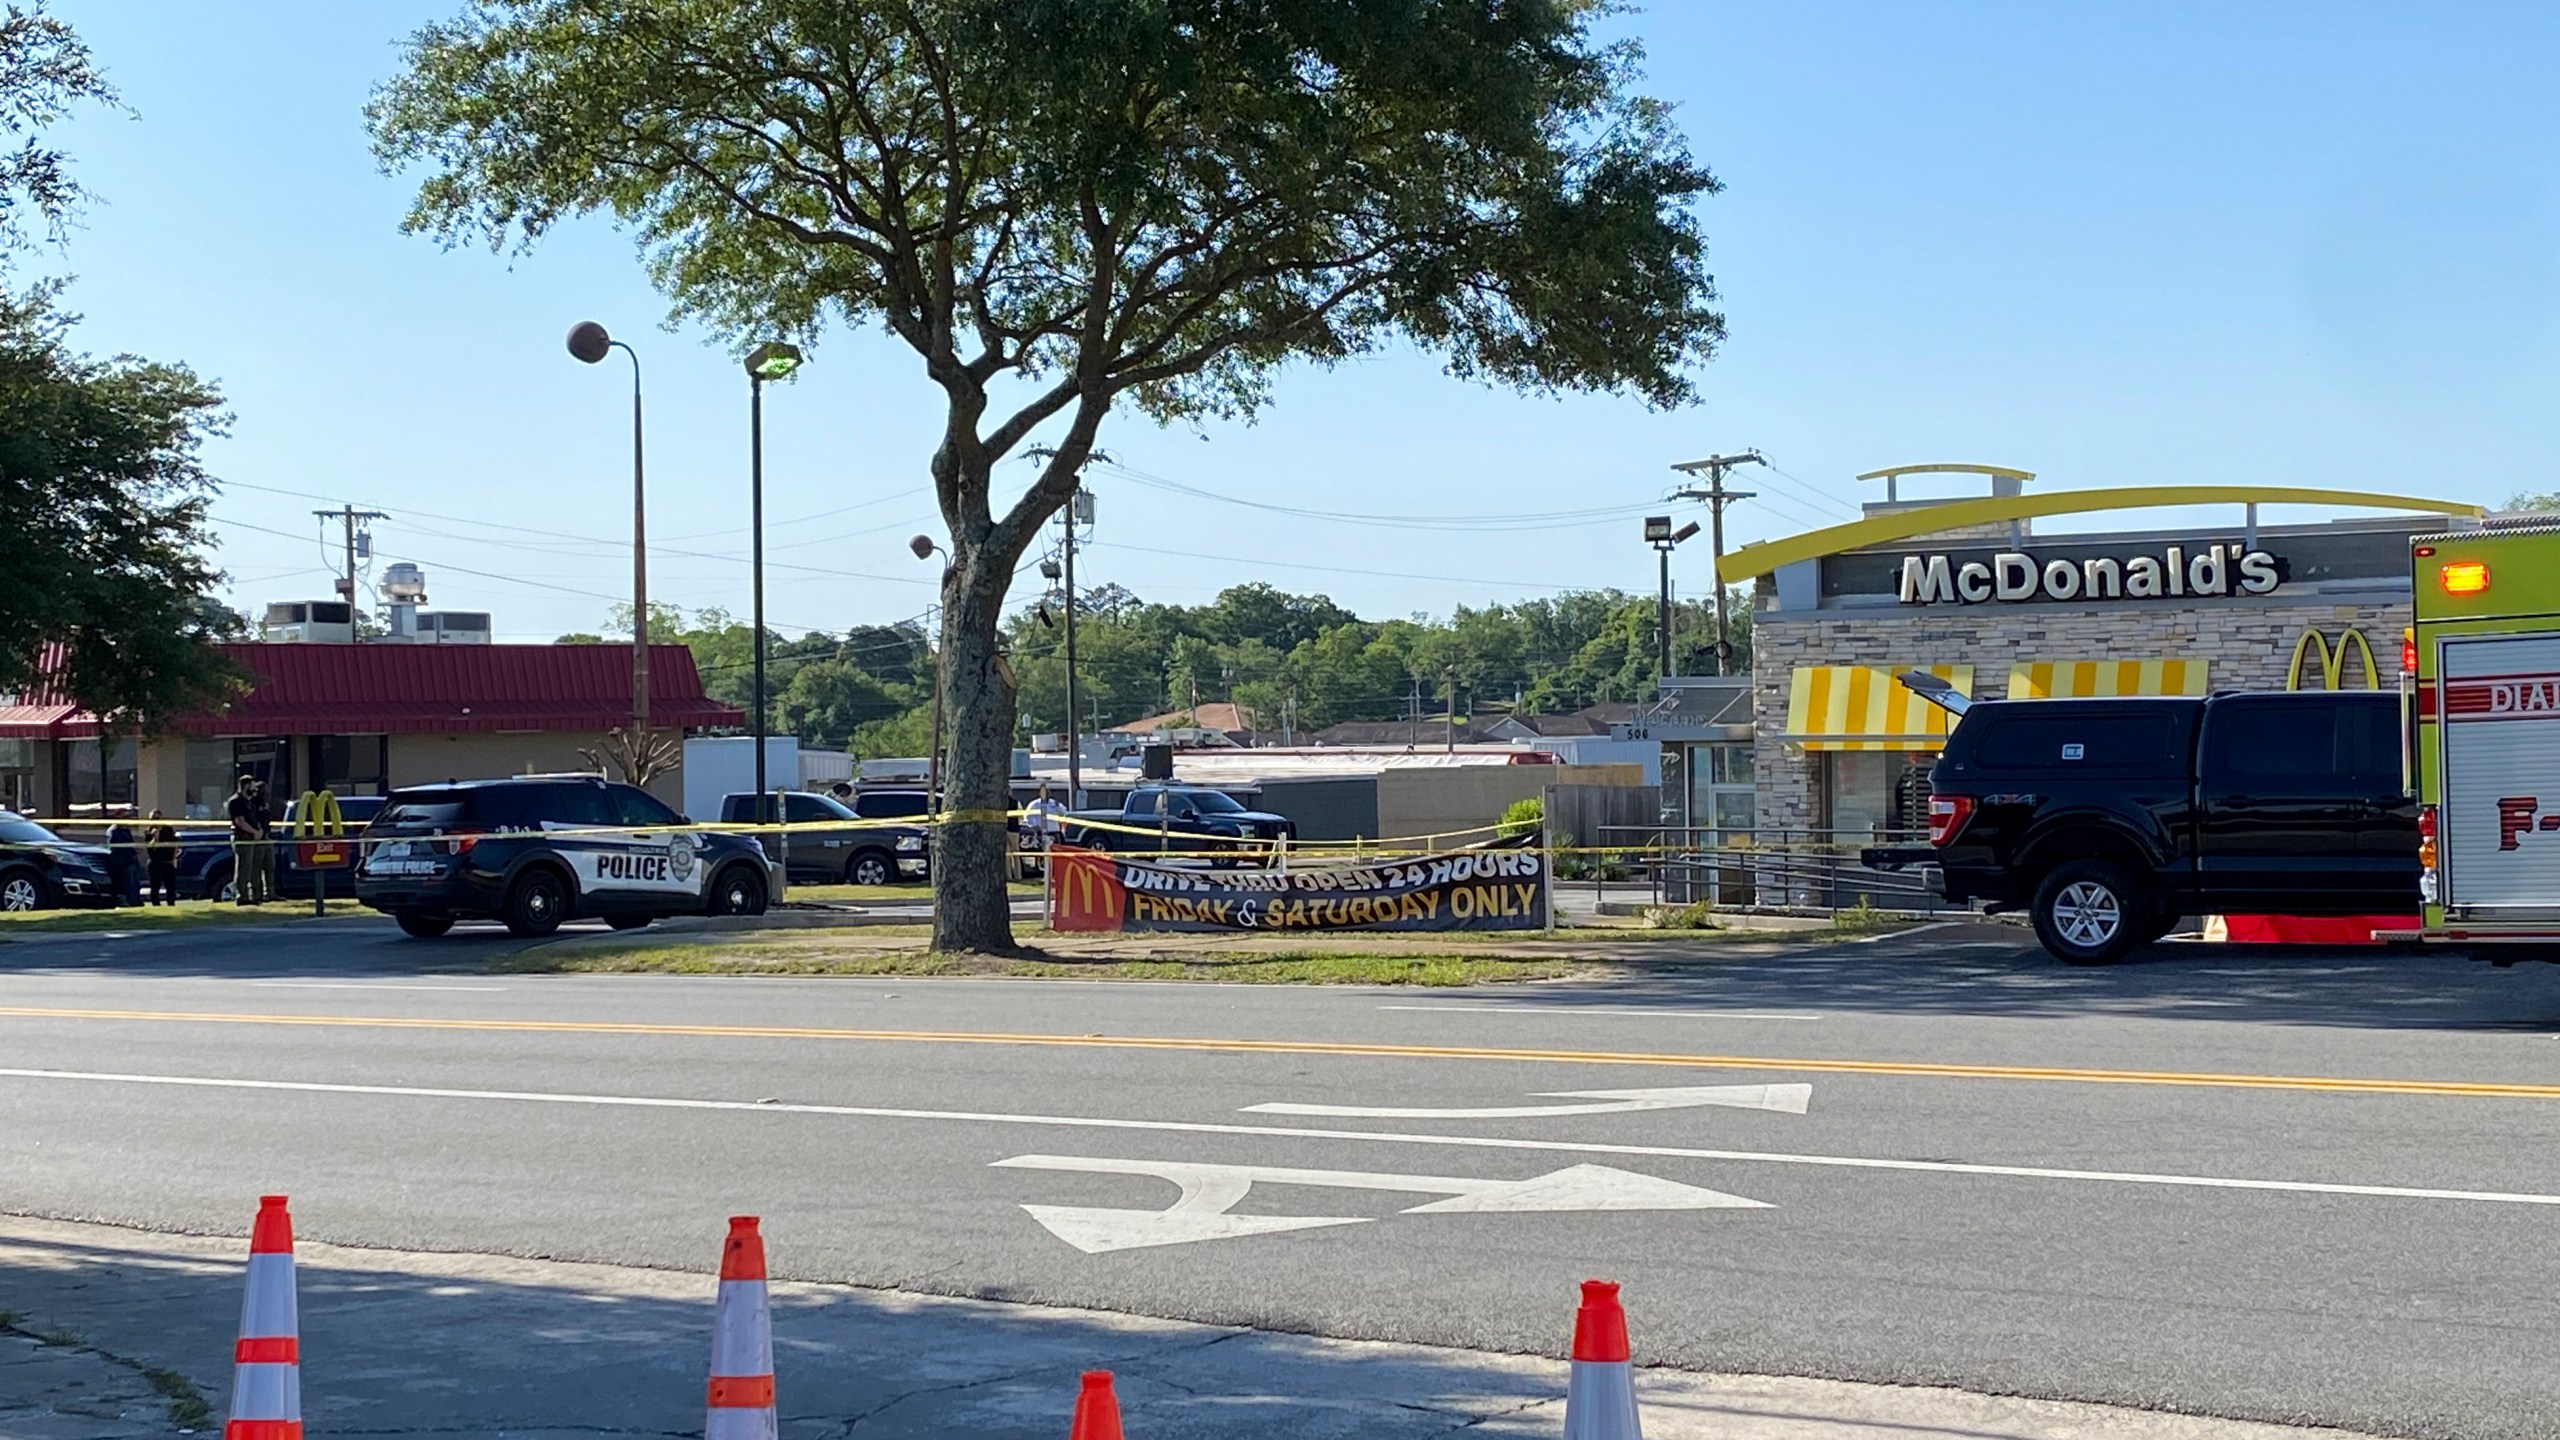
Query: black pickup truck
1869 691 2419 964
1060 784 1295 861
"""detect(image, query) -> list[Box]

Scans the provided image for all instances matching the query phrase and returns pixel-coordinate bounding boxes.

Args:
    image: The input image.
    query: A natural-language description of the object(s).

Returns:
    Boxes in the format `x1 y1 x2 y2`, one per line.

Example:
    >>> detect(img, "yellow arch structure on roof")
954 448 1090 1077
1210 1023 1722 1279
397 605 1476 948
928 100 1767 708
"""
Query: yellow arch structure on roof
1715 485 2486 586
1856 462 2037 485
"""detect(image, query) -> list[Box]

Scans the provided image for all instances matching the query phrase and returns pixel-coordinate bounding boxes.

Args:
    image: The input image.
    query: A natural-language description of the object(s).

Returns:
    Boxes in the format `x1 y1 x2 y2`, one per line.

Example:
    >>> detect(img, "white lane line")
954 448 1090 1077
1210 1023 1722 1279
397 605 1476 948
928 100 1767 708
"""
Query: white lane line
249 973 509 983
1 1066 2552 1209
1245 1082 1811 1120
1380 1005 1822 1020
1850 920 1958 946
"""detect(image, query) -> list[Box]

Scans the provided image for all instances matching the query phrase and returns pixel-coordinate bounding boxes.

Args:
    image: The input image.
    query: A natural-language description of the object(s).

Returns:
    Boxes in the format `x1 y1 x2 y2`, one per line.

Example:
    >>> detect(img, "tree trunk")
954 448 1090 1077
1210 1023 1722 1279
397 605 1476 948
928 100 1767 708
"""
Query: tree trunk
931 545 1020 953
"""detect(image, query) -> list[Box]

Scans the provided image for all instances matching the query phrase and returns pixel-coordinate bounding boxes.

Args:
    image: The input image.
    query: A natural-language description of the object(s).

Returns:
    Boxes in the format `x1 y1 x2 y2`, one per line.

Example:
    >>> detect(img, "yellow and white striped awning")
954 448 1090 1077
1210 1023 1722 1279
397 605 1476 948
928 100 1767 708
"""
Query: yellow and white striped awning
1782 665 1974 752
2005 659 2210 700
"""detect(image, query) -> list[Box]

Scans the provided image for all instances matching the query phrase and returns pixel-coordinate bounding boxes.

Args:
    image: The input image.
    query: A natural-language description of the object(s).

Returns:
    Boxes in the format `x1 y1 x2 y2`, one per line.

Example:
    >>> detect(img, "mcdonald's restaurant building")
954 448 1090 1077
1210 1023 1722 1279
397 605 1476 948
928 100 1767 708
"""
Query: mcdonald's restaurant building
1730 486 2477 846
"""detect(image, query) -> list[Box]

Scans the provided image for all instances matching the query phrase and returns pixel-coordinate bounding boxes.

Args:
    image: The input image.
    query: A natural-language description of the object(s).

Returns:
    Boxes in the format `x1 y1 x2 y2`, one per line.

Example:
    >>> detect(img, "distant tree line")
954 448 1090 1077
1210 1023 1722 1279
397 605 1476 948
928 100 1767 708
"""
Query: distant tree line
572 581 1751 755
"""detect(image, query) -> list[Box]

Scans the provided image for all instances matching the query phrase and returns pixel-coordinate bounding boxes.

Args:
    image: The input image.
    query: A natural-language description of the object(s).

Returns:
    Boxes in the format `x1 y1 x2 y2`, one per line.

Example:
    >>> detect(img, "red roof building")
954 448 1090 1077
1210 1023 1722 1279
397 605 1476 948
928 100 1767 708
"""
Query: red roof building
1 642 741 818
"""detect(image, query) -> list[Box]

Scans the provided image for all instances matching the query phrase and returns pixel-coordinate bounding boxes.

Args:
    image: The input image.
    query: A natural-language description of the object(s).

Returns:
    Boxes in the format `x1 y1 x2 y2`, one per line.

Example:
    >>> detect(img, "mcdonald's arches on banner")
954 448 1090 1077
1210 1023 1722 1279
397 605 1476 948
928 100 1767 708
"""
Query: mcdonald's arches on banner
2286 628 2382 692
1046 846 1549 934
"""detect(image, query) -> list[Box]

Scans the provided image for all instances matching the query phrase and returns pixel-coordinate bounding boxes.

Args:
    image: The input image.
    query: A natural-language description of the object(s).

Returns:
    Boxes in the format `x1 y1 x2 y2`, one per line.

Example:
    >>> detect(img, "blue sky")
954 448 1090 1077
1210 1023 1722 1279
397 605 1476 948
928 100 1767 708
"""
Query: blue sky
39 1 2560 640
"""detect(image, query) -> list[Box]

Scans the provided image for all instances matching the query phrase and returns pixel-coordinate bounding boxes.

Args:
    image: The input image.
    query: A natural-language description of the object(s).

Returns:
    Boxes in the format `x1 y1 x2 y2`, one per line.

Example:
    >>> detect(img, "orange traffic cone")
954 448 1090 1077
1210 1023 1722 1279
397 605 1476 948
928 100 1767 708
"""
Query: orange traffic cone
225 1195 302 1440
1068 1369 1125 1439
1562 1279 1643 1440
706 1216 777 1440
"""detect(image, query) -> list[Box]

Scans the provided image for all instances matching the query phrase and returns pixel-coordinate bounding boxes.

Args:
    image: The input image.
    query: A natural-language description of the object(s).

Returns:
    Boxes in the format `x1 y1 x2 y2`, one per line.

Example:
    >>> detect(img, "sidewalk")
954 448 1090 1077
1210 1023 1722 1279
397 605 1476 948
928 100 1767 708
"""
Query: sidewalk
0 1214 2376 1440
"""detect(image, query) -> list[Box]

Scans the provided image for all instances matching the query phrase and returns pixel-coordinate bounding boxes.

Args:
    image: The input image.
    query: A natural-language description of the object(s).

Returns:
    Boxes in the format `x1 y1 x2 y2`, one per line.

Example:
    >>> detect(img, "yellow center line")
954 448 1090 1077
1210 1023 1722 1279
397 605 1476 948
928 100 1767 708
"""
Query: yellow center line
0 1005 2547 1099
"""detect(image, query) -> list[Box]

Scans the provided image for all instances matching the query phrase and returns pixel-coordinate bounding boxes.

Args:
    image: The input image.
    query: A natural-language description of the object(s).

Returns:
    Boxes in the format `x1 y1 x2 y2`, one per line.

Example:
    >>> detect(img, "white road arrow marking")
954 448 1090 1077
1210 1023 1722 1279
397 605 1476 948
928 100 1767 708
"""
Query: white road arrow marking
1242 1082 1812 1120
992 1154 1767 1253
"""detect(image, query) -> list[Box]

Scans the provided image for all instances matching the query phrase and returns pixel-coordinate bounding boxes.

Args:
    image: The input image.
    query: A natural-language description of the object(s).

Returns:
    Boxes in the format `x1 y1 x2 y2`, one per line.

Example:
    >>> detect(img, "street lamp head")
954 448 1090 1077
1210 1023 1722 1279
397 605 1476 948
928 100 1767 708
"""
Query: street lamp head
566 321 614 364
745 341 803 381
908 534 940 561
1671 521 1702 545
1642 515 1674 543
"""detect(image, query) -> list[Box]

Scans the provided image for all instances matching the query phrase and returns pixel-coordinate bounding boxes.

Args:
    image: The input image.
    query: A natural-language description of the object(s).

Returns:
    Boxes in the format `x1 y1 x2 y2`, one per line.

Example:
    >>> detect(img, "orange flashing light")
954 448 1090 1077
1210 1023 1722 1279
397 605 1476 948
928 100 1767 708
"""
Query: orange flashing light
2441 561 2491 596
2402 629 2417 673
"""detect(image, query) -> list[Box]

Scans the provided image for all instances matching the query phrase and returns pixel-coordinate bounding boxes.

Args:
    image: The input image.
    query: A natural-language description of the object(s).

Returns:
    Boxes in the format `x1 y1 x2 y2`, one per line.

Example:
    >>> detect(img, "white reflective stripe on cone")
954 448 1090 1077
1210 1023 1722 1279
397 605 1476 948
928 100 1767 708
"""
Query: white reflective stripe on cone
711 1279 773 1375
706 1409 778 1440
1563 1360 1643 1440
229 1362 301 1421
239 1254 298 1335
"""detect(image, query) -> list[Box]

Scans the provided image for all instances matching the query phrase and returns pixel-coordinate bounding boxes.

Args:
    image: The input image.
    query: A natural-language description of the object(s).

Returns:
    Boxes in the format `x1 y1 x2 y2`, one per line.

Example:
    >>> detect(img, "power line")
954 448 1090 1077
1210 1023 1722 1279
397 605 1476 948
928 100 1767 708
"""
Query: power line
1086 540 1610 593
1093 460 1668 532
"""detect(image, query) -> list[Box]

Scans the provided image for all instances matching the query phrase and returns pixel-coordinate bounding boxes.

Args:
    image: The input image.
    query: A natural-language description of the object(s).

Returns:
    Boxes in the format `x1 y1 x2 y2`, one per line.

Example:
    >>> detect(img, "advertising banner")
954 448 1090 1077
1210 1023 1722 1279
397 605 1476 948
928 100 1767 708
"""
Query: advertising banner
1047 845 1549 934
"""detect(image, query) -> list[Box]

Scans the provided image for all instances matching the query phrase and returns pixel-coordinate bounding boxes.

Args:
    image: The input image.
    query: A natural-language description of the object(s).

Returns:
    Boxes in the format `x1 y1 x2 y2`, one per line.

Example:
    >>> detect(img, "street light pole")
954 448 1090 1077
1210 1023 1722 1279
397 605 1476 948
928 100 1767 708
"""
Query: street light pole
742 343 803 809
1061 492 1082 810
568 322 650 744
909 535 951 809
1643 515 1703 682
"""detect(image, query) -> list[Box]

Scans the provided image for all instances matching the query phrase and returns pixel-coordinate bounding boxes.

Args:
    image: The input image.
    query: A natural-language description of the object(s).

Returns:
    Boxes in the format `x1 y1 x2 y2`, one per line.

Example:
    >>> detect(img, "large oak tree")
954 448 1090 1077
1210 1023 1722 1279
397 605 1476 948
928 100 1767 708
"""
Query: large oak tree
371 0 1724 950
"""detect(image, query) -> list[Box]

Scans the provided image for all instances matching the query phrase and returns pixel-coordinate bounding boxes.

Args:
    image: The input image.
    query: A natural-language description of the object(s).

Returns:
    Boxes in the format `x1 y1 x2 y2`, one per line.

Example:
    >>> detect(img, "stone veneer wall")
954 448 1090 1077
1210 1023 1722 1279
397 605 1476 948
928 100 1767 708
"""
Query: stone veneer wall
1751 595 2412 839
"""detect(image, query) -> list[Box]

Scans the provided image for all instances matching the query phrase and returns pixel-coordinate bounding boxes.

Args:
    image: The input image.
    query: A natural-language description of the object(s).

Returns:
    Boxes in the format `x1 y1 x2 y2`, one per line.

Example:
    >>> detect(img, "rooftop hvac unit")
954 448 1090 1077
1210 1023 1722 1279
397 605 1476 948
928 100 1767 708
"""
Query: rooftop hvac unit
381 563 428 603
260 600 357 644
420 610 493 644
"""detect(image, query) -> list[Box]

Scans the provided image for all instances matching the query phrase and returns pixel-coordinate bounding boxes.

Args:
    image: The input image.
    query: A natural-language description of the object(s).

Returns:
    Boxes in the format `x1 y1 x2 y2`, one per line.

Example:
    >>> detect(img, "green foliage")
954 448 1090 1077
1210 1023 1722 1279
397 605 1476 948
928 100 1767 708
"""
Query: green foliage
2508 492 2560 514
0 10 234 731
0 284 236 729
0 5 117 258
1006 582 1755 733
1640 900 1715 930
1498 797 1544 839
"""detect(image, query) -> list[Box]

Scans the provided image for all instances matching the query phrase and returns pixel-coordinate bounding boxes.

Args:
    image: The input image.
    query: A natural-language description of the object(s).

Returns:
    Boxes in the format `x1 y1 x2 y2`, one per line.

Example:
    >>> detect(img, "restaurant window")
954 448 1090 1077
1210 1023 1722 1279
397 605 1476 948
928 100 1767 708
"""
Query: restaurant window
1822 751 1932 841
185 738 236 818
310 735 388 797
1686 742 1756 844
65 737 137 814
0 737 30 813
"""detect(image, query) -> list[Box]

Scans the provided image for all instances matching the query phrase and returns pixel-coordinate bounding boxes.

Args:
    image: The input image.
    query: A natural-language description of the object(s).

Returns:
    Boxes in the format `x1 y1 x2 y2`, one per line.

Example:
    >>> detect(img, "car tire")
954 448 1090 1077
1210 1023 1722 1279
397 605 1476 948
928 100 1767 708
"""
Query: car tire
502 869 568 938
203 863 235 903
709 865 768 917
606 914 654 931
0 869 47 912
846 851 893 888
395 911 455 939
2031 860 2147 966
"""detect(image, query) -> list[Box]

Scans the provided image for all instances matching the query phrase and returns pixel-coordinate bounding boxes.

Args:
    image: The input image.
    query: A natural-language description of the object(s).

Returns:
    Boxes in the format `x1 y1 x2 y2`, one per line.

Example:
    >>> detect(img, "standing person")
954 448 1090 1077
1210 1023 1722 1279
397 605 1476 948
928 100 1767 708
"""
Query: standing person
103 819 138 907
1023 783 1064 853
144 810 179 906
228 774 273 905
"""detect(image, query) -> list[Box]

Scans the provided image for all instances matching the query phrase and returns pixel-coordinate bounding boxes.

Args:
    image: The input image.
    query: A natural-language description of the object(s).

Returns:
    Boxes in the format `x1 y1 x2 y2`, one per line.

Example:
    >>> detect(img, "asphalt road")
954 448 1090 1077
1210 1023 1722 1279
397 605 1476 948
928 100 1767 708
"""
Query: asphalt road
5 916 2559 1438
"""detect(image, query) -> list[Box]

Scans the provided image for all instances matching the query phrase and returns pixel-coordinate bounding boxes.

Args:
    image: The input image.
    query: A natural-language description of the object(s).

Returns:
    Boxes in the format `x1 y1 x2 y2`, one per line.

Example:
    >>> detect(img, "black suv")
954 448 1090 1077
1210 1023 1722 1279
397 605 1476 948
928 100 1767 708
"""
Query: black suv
1875 692 2419 964
355 776 776 938
0 811 115 911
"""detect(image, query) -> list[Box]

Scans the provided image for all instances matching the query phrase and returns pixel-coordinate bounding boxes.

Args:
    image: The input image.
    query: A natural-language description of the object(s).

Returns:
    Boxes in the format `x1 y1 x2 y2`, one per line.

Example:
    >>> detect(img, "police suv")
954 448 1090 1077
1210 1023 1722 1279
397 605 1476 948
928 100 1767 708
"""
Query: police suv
354 776 776 938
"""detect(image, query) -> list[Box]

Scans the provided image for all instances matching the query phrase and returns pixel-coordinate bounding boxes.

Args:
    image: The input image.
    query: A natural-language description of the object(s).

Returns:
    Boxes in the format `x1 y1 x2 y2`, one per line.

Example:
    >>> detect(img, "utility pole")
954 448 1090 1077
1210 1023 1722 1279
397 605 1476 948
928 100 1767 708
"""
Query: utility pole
1060 488 1094 809
315 506 387 631
1669 451 1765 676
1445 670 1457 753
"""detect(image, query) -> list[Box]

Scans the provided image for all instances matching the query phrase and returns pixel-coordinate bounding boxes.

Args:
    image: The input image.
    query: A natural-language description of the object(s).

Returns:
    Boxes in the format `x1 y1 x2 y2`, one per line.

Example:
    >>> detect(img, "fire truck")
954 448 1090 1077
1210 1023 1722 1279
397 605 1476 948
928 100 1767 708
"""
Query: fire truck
2406 524 2560 951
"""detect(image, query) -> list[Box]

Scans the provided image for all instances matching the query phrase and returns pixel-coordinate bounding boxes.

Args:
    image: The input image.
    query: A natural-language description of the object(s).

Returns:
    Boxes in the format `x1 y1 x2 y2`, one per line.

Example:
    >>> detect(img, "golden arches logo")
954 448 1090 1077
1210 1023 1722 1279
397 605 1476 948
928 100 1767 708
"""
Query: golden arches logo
1048 848 1125 930
293 788 350 868
2286 627 2380 692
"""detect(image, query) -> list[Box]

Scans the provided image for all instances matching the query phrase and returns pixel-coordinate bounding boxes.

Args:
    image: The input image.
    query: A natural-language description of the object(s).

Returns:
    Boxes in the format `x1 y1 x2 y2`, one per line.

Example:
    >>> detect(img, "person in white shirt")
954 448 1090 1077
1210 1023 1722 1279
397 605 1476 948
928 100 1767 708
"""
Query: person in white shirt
1023 784 1066 847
